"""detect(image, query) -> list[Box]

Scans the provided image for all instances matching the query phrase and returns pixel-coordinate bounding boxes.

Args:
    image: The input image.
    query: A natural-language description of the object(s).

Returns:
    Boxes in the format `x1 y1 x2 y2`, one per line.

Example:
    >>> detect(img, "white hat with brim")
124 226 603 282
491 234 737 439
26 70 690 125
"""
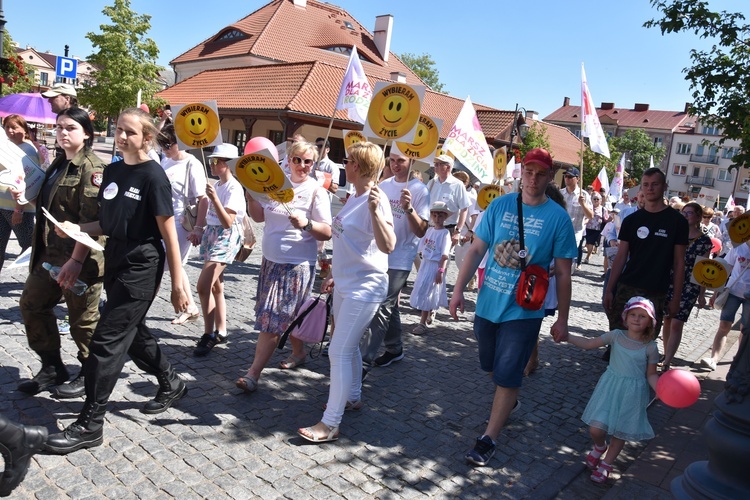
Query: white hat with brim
208 143 240 159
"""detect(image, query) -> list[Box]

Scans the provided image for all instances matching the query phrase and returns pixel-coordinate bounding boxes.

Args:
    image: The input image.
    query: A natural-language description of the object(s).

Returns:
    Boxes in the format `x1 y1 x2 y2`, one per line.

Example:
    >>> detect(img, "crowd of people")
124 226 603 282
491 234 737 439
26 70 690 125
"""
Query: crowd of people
1 86 746 493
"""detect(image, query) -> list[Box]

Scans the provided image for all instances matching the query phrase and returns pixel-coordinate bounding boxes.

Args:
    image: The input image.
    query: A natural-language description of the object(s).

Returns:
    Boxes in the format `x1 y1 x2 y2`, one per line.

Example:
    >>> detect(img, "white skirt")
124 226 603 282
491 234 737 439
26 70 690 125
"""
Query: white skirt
410 259 448 311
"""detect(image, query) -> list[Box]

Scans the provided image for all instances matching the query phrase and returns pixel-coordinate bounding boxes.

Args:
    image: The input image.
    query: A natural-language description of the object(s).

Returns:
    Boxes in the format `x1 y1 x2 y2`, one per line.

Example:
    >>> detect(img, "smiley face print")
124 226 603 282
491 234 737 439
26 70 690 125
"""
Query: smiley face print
367 83 421 140
344 130 366 150
395 114 439 160
235 154 286 194
729 213 750 244
477 184 502 210
173 103 220 148
691 258 729 289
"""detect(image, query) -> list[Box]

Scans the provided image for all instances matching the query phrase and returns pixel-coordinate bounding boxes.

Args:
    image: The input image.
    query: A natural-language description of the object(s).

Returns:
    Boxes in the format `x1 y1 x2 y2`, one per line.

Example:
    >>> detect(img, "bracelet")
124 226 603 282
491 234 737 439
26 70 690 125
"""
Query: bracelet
194 226 205 231
438 268 445 273
71 258 84 265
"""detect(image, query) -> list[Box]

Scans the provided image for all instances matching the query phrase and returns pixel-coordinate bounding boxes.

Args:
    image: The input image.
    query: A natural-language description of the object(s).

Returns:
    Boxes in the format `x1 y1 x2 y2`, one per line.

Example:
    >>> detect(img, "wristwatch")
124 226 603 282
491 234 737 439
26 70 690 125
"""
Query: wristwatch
303 220 313 232
406 206 414 214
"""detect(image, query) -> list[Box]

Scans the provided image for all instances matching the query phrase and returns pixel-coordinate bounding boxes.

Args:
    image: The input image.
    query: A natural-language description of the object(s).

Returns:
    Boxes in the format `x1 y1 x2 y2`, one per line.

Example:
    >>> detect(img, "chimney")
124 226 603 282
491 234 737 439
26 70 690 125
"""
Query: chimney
292 0 307 8
373 14 393 62
390 71 406 83
634 103 650 112
525 110 539 121
684 102 691 114
563 97 570 107
601 102 614 110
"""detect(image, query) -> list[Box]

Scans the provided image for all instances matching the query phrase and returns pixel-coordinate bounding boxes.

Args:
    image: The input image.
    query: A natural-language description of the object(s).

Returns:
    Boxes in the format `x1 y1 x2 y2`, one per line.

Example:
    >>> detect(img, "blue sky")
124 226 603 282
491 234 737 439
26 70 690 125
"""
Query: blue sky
5 0 746 117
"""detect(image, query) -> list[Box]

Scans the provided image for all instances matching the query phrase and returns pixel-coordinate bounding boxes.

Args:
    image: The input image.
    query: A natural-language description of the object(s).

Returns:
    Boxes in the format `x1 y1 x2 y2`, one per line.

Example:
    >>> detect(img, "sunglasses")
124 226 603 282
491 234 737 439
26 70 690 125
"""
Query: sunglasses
291 156 314 167
159 142 174 149
564 174 577 179
702 215 712 219
342 158 355 165
210 158 229 165
682 211 697 217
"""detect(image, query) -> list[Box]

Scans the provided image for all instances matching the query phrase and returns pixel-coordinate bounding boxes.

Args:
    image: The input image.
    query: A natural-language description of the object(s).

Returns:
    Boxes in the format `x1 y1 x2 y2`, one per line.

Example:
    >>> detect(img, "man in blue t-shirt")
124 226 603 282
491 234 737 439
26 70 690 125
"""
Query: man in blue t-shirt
450 148 577 467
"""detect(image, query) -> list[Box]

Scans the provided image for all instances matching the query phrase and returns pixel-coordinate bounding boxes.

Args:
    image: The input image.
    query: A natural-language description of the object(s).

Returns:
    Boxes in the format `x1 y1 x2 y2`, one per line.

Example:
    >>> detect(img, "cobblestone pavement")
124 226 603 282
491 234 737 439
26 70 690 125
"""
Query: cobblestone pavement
1 217 736 498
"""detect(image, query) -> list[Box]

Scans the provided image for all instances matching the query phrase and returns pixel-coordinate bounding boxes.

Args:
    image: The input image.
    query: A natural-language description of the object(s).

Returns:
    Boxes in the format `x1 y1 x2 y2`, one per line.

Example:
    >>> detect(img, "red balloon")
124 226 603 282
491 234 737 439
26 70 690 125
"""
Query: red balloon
244 136 279 162
710 238 722 254
656 369 700 408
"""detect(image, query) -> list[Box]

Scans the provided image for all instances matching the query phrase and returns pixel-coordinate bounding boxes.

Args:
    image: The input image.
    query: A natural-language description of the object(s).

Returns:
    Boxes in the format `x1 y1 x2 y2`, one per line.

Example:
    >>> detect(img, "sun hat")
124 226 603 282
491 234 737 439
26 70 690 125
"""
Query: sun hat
41 82 77 98
208 143 240 159
434 154 454 165
430 201 452 214
621 296 657 328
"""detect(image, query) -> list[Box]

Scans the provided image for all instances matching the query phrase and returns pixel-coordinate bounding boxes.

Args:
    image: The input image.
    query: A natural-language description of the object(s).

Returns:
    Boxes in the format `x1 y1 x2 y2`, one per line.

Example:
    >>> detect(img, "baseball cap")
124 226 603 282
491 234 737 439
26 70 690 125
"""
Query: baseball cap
42 83 77 98
523 148 553 170
434 154 454 165
208 143 240 159
565 167 581 178
621 296 657 328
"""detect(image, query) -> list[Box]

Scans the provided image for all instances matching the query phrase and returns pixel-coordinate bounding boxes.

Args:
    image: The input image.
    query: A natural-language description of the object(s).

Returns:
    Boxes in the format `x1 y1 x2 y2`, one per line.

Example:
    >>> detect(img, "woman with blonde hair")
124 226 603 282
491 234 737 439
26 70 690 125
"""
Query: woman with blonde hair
298 141 396 443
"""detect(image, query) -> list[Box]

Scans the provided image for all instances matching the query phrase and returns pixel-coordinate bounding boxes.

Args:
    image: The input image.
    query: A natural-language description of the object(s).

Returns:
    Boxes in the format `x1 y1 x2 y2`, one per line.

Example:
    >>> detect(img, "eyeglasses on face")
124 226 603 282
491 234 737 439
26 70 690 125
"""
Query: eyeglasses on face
702 215 712 219
342 158 354 165
564 174 577 179
682 211 697 217
291 156 314 167
316 143 324 149
210 158 229 165
434 161 450 168
159 142 174 149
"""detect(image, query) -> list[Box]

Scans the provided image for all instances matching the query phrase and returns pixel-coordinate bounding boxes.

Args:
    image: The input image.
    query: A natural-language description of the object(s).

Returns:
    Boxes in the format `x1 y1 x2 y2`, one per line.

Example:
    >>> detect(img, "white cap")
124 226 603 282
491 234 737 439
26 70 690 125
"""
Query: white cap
208 143 239 159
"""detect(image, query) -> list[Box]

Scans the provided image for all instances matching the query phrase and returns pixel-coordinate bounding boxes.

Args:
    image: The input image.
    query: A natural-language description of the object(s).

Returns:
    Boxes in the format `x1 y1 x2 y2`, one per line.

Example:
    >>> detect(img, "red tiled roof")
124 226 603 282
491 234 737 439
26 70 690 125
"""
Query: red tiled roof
544 103 693 132
477 110 516 141
170 0 426 87
158 61 503 139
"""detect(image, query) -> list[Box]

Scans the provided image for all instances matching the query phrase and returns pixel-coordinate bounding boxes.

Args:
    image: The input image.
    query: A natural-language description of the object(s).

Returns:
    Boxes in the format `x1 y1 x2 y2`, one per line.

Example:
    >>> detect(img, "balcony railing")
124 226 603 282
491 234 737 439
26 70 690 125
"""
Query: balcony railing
686 176 715 186
689 154 720 165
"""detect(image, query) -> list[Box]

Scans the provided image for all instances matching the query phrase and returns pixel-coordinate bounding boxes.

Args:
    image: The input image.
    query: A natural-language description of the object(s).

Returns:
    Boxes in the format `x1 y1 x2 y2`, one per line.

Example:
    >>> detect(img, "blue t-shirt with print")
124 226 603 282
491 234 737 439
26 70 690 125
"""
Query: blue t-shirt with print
475 192 577 323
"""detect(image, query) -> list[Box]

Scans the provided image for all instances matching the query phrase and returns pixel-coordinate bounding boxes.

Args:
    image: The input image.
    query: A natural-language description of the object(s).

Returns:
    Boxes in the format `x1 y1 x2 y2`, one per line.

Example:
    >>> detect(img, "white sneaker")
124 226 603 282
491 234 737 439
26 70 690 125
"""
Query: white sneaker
700 357 717 371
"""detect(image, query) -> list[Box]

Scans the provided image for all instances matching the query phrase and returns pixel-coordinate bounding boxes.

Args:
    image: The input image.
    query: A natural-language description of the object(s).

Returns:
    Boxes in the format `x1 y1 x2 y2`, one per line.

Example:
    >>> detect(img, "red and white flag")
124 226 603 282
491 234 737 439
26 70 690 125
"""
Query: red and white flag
725 195 735 210
591 166 610 199
581 64 610 159
334 46 371 123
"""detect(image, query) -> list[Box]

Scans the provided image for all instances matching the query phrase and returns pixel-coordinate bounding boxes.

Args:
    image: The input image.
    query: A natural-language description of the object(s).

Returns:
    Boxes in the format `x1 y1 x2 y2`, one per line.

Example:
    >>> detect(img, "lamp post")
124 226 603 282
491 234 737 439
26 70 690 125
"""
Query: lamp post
507 103 529 164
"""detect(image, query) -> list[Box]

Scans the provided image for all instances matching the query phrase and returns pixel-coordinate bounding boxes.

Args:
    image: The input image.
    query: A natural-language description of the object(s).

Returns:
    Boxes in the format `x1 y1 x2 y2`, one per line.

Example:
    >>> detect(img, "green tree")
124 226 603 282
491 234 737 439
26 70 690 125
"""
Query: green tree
579 137 617 189
399 52 446 92
579 130 664 188
645 0 750 168
1 30 35 96
80 0 163 124
519 121 551 158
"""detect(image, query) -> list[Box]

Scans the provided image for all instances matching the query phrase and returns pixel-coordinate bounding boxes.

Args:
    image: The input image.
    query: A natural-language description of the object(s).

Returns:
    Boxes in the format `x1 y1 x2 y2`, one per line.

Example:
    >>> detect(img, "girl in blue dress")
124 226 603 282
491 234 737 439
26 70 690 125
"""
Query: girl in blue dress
564 296 660 483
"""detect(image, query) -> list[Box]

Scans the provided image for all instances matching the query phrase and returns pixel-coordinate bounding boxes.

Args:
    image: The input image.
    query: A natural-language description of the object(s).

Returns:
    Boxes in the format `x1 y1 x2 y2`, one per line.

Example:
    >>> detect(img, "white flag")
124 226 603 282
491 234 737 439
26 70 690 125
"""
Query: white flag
610 153 626 202
649 155 655 169
725 195 735 210
443 97 494 183
581 64 610 158
334 46 372 124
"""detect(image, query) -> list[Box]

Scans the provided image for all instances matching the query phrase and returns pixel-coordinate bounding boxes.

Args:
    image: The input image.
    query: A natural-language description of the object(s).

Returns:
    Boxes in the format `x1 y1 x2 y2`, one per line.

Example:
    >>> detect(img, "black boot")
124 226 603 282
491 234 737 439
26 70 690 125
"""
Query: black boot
45 401 106 454
53 372 85 399
0 414 48 497
141 366 187 414
17 352 69 395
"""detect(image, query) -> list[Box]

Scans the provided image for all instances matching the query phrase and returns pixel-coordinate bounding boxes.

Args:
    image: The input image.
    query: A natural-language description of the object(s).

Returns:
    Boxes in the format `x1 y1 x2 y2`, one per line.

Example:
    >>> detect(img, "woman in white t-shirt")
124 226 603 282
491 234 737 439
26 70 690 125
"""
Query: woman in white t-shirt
235 142 332 392
187 144 245 357
157 125 207 325
298 141 396 443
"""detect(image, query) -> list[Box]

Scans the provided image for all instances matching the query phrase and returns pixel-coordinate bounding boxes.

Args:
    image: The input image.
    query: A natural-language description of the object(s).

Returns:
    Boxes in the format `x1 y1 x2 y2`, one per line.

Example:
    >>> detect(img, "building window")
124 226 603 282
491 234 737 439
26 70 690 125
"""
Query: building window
216 29 246 41
233 131 247 154
269 130 283 146
723 147 737 159
654 137 664 148
676 143 691 155
672 164 687 176
701 125 720 135
692 166 701 177
718 168 733 182
40 72 48 86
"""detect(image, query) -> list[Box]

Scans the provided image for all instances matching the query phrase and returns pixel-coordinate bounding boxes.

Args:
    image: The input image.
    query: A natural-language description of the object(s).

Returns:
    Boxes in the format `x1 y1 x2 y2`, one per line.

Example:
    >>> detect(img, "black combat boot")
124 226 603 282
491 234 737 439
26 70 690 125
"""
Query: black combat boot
0 414 48 497
53 372 85 399
17 352 69 395
141 366 187 414
45 401 107 454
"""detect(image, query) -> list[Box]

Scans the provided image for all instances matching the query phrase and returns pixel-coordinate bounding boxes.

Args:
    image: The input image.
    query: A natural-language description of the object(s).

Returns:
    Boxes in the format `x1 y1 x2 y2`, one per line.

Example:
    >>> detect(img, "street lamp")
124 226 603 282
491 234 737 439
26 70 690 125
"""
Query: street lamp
507 103 529 162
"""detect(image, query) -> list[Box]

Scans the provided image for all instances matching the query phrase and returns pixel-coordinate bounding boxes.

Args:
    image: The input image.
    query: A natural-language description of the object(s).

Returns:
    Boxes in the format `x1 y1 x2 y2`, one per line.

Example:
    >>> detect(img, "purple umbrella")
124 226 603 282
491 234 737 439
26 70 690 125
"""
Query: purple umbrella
0 92 57 124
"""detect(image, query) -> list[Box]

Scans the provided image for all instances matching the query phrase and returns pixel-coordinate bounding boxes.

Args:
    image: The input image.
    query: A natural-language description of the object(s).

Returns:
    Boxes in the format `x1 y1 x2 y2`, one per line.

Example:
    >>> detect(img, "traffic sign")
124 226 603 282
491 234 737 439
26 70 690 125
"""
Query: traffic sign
56 56 78 79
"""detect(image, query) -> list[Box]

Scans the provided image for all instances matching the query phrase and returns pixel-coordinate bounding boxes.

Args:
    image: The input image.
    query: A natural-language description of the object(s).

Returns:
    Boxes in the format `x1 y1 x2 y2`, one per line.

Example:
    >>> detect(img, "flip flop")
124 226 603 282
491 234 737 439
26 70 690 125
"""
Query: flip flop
172 309 200 325
298 423 339 443
280 354 306 370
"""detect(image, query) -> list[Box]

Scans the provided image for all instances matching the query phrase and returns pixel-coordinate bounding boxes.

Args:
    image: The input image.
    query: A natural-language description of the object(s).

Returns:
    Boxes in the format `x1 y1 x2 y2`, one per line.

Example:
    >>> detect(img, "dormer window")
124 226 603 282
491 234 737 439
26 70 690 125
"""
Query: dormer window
344 21 354 30
216 29 246 42
325 46 372 63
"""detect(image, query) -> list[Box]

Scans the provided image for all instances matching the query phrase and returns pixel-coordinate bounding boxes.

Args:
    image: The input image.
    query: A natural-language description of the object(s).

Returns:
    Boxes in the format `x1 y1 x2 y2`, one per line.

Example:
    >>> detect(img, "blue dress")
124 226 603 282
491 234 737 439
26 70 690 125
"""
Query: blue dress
581 330 659 441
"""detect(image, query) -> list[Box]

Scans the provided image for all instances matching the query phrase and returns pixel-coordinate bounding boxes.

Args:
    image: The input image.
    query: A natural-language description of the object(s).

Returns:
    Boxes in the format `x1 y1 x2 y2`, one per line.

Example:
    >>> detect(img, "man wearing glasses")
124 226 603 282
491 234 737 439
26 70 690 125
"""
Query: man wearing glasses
361 152 429 371
560 167 593 270
314 138 340 196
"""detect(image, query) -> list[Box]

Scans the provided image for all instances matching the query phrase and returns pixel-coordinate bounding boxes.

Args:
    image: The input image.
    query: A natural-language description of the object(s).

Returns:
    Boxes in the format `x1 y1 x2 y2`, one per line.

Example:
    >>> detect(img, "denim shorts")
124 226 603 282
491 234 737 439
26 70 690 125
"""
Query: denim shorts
719 293 750 327
473 316 543 388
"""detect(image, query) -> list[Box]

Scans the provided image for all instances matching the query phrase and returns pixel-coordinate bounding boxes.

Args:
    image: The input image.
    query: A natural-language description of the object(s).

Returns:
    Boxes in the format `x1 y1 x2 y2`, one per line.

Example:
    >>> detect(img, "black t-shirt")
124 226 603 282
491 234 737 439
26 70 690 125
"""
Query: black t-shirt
618 206 689 292
99 159 173 299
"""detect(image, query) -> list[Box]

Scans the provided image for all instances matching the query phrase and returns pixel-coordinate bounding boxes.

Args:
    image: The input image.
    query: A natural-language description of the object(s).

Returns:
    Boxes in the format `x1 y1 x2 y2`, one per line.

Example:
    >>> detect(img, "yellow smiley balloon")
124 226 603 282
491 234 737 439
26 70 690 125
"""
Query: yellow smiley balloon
477 184 502 210
367 84 421 140
692 258 729 289
235 154 286 194
395 114 440 160
729 213 750 244
344 130 366 150
269 188 294 204
173 103 221 148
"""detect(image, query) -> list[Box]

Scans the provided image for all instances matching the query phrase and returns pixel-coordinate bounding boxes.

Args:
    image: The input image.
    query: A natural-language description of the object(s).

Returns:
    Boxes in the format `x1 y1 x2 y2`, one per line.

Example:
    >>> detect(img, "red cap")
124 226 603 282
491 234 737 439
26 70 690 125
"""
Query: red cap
523 148 553 169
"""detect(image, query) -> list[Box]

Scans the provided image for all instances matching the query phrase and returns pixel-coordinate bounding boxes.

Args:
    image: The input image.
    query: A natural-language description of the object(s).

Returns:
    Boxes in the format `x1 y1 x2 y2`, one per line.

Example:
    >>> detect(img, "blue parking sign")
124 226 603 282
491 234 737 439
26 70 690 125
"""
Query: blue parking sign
56 56 78 79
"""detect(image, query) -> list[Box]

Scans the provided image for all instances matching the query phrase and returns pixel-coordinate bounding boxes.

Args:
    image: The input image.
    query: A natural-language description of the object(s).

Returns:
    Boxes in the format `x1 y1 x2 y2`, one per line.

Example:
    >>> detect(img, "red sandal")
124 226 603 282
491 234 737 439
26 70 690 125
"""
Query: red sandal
585 444 607 469
590 461 613 483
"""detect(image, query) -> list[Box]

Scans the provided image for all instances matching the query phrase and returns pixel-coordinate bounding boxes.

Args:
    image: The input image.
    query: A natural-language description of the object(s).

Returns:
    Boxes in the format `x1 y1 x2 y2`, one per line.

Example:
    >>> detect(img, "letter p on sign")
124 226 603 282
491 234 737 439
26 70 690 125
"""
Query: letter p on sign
56 56 78 79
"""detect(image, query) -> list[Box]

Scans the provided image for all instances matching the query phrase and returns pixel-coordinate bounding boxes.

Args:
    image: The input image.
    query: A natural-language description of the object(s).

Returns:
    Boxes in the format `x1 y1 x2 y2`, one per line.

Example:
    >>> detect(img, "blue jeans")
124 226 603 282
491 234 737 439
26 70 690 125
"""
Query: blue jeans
360 268 410 364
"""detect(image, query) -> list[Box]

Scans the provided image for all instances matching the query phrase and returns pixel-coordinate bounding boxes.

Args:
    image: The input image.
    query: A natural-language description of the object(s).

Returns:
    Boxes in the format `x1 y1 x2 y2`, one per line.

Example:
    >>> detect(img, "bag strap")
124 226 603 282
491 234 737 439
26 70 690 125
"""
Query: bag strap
276 294 329 350
182 159 192 202
725 258 750 291
517 194 528 271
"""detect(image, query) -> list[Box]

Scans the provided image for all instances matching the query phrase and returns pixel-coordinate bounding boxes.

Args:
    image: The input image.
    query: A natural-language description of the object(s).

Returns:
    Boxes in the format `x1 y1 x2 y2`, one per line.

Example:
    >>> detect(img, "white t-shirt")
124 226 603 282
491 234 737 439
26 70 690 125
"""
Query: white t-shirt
379 177 430 271
419 227 451 262
314 157 340 187
331 188 393 302
726 243 750 298
260 178 332 265
206 176 245 226
161 154 207 216
427 175 471 226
